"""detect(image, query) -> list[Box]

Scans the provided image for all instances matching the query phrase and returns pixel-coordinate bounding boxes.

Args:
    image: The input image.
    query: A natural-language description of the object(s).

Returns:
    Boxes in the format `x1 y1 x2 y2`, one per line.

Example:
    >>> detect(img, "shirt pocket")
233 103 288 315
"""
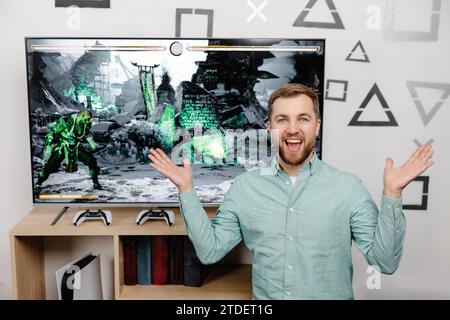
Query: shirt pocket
296 207 340 251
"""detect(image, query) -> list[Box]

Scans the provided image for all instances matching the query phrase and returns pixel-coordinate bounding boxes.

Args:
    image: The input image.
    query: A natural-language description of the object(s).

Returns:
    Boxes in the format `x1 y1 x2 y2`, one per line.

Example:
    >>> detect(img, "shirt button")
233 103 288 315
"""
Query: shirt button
288 235 293 241
387 205 392 209
286 181 289 185
289 208 294 212
286 291 291 296
288 264 293 269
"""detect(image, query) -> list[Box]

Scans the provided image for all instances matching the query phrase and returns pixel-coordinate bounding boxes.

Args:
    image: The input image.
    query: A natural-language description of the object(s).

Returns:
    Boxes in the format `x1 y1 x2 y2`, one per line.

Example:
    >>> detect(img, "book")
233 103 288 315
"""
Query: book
151 236 169 285
123 237 137 285
183 236 210 287
168 236 184 284
136 236 152 285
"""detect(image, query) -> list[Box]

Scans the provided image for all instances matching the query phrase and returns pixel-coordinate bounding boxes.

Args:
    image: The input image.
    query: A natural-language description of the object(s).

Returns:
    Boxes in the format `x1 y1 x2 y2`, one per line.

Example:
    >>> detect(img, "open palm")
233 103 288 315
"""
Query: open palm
148 148 193 193
384 144 433 198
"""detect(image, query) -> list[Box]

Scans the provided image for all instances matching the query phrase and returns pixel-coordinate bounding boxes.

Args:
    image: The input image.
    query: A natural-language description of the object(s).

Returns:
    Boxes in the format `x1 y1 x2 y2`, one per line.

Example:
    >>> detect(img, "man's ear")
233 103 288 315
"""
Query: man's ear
267 121 271 131
316 119 321 137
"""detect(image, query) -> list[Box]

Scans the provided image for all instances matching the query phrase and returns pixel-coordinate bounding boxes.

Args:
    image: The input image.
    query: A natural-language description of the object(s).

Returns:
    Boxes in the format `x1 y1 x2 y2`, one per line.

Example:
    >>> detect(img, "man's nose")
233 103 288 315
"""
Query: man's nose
287 120 300 134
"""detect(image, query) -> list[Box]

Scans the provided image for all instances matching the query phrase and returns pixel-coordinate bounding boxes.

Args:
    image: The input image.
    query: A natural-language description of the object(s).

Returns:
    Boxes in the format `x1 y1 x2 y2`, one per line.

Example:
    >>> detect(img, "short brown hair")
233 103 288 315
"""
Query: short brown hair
268 83 320 121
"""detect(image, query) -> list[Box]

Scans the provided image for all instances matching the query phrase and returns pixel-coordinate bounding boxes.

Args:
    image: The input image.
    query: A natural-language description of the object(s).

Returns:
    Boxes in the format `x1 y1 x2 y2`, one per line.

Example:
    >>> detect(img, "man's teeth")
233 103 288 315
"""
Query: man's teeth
286 139 302 143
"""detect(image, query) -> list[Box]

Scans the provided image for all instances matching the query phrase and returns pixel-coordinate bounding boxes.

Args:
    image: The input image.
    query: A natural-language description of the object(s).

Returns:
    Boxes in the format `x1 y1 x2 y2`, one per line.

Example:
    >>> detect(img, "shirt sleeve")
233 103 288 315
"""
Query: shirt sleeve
350 179 407 275
178 179 243 265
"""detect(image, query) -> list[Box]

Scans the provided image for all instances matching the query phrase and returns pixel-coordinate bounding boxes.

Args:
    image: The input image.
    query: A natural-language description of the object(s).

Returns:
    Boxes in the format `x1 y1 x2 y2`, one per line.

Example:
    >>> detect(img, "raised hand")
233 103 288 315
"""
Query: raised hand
148 148 193 194
383 144 434 199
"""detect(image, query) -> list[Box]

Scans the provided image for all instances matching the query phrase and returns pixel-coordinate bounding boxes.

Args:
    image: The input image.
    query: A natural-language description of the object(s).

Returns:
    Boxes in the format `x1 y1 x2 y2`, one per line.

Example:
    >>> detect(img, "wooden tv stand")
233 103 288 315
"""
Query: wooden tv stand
9 207 252 300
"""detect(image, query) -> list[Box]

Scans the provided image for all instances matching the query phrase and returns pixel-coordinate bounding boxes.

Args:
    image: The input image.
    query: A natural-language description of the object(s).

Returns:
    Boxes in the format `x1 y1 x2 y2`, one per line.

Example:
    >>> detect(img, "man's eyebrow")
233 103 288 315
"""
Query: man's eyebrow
275 113 312 118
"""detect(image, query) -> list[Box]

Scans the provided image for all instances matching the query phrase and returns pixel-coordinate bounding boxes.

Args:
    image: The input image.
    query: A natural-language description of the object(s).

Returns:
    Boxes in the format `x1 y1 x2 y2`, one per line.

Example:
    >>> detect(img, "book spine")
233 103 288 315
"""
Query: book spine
123 237 137 285
168 236 184 284
151 236 169 285
136 236 152 285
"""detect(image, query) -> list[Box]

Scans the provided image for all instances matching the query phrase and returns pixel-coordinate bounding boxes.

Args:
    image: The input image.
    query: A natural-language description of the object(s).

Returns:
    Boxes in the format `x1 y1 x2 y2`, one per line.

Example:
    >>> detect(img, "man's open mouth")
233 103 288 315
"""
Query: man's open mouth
284 139 303 153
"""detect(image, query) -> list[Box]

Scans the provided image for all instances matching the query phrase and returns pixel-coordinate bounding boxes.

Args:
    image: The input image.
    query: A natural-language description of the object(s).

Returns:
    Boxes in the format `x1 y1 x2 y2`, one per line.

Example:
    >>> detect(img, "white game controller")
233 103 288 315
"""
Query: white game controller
73 210 112 226
136 209 175 227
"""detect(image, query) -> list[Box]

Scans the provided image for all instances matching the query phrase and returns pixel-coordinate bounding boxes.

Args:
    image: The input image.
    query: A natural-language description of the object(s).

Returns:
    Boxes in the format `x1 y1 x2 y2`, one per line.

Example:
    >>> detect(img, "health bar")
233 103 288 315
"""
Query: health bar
39 195 98 199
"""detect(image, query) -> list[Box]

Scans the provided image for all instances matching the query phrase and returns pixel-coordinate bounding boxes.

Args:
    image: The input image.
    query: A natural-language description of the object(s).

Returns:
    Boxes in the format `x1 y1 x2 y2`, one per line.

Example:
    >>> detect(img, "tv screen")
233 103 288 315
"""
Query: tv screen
26 38 325 205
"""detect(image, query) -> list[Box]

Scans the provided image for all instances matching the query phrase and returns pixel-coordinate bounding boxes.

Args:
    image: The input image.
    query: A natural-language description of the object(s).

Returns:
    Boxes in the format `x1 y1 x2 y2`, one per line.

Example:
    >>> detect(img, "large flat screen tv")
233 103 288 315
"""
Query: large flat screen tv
26 38 325 206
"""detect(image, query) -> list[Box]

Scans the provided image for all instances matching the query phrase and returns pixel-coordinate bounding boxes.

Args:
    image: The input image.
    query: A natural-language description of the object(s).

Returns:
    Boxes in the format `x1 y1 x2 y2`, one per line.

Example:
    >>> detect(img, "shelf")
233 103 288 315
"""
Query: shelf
10 206 217 237
119 264 252 300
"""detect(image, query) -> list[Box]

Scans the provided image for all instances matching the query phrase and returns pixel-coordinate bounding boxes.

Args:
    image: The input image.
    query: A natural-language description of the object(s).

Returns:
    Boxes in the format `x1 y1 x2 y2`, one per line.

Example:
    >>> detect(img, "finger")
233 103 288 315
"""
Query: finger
407 144 427 164
156 148 172 163
414 160 434 177
183 158 191 169
149 148 160 158
422 148 433 160
149 154 167 169
408 144 432 167
149 148 163 158
417 144 432 160
155 148 173 165
149 148 168 165
419 143 432 155
416 148 433 165
148 152 162 163
385 157 394 169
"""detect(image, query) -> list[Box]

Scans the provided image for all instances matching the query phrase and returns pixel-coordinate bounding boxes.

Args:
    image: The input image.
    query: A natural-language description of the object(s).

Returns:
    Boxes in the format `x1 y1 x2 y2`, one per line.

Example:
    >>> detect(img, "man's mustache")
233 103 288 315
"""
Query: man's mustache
281 135 305 140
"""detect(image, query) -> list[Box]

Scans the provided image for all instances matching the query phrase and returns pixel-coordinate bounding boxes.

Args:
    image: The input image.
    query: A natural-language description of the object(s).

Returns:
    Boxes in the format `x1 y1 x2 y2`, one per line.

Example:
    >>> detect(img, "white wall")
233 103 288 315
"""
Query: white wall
1 0 449 299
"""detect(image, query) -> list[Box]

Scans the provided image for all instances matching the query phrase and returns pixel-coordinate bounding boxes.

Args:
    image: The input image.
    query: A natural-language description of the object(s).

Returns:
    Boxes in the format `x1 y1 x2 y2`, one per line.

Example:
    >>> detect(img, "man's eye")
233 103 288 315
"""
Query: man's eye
277 118 286 123
301 118 309 122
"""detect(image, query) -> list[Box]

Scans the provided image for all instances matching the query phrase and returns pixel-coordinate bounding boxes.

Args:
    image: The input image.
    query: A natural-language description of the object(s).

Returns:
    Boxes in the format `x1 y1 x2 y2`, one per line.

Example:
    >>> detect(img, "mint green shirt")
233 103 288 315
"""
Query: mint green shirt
178 152 406 300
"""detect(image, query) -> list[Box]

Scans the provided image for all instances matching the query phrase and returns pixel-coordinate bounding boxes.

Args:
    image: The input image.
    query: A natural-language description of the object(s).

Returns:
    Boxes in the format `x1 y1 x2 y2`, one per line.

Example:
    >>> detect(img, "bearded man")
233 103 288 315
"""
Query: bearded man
148 83 433 300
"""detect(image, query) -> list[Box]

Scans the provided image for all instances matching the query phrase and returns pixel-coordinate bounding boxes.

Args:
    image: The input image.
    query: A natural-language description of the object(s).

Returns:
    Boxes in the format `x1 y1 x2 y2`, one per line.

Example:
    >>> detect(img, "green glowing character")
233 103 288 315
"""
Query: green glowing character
34 109 102 195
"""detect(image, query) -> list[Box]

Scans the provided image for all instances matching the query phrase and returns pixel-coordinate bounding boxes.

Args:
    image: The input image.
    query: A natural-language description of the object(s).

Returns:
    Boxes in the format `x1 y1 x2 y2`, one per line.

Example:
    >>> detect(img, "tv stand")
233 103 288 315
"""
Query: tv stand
51 207 69 226
73 209 112 226
10 207 252 300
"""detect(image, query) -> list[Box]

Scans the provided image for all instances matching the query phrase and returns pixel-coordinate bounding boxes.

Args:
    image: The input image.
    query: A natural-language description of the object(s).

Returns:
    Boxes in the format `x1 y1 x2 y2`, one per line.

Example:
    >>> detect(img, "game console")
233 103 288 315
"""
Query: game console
56 253 103 300
136 209 175 227
73 210 112 226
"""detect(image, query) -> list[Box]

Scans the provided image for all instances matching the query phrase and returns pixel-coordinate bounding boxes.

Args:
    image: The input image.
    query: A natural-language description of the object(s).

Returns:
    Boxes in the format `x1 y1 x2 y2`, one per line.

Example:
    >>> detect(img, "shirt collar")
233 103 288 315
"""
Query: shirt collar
269 151 320 177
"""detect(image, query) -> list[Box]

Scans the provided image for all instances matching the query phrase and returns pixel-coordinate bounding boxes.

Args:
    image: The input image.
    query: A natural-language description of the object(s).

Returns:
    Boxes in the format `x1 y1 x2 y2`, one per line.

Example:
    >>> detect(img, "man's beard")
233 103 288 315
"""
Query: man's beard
279 137 315 166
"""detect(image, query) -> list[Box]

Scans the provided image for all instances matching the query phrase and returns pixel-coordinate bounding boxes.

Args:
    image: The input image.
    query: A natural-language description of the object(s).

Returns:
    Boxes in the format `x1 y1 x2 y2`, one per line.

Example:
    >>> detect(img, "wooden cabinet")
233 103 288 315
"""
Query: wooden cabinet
10 207 252 300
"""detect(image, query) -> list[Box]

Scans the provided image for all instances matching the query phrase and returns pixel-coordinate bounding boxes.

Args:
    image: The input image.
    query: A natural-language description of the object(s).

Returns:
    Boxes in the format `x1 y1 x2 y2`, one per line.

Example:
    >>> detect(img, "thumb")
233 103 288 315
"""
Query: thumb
183 158 191 169
385 157 394 169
